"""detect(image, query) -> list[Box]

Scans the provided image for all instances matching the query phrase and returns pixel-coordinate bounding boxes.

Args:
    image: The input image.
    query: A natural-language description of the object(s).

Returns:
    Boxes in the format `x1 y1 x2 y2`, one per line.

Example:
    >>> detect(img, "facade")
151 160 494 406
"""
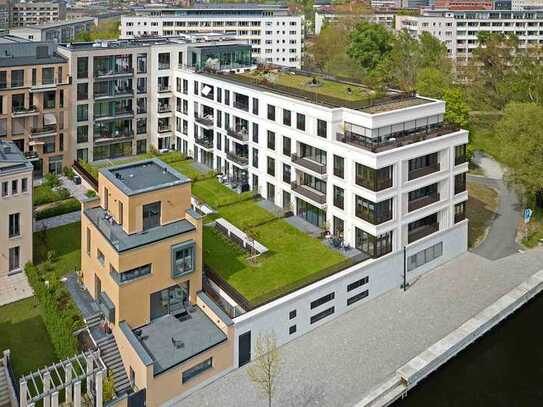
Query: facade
314 10 397 34
10 1 67 28
0 140 33 277
511 0 543 9
9 17 94 42
396 9 543 62
80 158 234 406
119 4 304 69
0 36 70 178
432 0 493 9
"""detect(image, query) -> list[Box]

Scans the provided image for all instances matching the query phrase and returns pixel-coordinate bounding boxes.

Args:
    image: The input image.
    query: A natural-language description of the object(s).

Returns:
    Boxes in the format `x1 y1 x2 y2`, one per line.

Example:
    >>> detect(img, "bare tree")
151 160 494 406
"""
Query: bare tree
247 334 282 407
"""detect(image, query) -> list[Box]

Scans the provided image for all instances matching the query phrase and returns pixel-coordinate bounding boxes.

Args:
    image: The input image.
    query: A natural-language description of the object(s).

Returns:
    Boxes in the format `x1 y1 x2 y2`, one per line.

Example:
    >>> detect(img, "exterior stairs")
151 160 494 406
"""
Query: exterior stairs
85 313 103 330
95 335 131 396
0 361 11 407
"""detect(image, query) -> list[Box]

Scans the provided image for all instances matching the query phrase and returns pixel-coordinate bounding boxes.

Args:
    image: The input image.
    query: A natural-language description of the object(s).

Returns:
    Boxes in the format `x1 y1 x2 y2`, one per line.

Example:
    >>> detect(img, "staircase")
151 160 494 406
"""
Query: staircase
95 335 131 396
85 313 103 330
0 361 11 407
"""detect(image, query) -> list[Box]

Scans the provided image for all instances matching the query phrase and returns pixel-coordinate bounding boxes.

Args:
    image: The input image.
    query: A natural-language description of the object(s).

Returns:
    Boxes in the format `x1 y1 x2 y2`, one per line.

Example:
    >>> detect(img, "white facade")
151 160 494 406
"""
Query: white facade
397 10 543 62
10 1 66 27
120 5 304 69
314 11 396 34
512 0 543 10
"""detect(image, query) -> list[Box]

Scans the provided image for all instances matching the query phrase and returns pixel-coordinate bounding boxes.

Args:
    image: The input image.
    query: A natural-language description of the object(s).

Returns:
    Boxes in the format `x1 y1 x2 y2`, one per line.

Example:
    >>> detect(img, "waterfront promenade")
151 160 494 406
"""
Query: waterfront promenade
174 247 543 407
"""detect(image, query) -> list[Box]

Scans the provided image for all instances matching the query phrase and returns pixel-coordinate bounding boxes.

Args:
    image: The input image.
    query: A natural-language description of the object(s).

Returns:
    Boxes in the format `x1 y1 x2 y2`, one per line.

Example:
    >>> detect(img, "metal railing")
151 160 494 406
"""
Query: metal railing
233 100 249 111
31 124 56 135
195 115 214 127
291 154 327 174
227 127 249 142
12 105 37 115
195 137 214 149
291 181 327 204
408 193 440 212
158 84 171 93
408 163 440 181
355 175 393 191
73 160 98 190
455 155 468 166
227 152 249 166
158 104 171 113
408 222 439 243
455 213 466 223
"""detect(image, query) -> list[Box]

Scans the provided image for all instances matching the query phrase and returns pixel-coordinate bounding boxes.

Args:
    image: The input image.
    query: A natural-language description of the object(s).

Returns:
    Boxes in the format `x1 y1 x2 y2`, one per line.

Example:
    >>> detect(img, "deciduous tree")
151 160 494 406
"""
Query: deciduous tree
247 334 282 407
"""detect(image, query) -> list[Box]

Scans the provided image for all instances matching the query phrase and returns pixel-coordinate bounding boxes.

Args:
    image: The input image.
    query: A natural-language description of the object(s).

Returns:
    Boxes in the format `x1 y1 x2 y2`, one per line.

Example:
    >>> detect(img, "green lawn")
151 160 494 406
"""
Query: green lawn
33 184 70 206
34 222 81 279
168 159 210 180
192 178 252 208
0 298 57 378
215 199 276 230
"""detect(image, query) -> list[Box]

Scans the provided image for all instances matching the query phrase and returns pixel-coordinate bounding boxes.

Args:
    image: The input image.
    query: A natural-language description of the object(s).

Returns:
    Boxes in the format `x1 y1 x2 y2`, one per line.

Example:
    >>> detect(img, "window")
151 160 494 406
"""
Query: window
182 358 212 383
252 148 259 168
97 249 105 267
118 264 151 283
172 242 195 277
77 83 88 101
8 213 20 238
407 242 443 272
289 325 297 335
282 163 291 184
86 227 91 255
455 173 467 194
267 104 276 121
333 216 344 238
252 98 259 115
118 201 123 226
8 246 19 272
224 90 230 105
1 181 7 197
143 201 161 230
317 119 327 138
267 157 275 176
283 109 291 126
289 310 296 319
77 125 88 143
296 113 305 131
355 228 393 258
310 292 334 309
283 136 291 157
77 105 88 122
455 201 466 223
347 276 369 292
252 122 259 143
355 196 393 225
21 178 27 193
267 130 275 150
355 164 393 191
310 306 334 324
77 57 88 79
333 186 344 209
333 155 344 178
347 290 368 305
11 180 17 194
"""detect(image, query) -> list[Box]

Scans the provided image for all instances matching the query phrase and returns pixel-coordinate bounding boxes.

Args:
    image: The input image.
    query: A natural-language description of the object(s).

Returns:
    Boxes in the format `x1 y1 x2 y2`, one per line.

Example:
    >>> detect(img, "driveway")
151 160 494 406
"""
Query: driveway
469 152 521 260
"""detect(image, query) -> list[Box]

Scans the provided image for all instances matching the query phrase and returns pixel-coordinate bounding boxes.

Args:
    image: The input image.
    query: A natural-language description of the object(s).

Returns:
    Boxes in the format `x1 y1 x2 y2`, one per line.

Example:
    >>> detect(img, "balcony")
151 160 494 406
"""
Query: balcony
455 212 466 223
336 123 460 154
24 151 39 160
226 152 249 167
291 154 327 176
408 163 440 181
195 137 214 150
195 115 214 128
158 125 171 133
12 105 38 117
94 129 134 144
455 183 467 195
455 155 468 166
227 127 249 143
30 80 60 92
158 104 171 114
94 67 133 79
31 124 56 137
94 89 134 100
408 222 439 243
408 193 440 212
158 84 171 93
355 176 392 192
94 109 134 122
233 100 249 112
291 181 327 206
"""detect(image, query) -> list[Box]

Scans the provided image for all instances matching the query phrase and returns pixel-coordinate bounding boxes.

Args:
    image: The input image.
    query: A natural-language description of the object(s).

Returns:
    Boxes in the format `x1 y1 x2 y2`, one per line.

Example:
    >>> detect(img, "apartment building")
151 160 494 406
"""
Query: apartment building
10 1 67 27
120 4 304 68
0 36 70 178
80 158 233 406
314 10 397 34
397 9 543 62
9 17 94 42
0 140 33 277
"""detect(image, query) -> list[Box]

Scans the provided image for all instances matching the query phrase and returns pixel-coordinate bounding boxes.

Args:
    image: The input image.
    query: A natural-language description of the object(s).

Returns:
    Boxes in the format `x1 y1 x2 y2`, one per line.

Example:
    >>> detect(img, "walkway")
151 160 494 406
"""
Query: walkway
0 272 33 307
174 248 543 407
33 211 80 232
469 151 521 260
61 176 88 202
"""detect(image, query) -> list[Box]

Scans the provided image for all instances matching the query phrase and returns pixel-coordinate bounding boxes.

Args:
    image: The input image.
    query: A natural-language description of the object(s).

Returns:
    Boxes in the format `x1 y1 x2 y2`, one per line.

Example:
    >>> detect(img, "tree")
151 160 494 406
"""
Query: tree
416 67 451 98
74 20 120 42
347 21 393 73
247 334 282 407
444 88 470 128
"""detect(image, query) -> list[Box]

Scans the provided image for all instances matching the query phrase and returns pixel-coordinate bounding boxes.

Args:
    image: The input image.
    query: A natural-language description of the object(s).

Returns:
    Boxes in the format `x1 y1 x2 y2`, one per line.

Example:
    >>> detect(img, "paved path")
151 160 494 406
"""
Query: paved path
0 272 33 307
33 210 80 232
175 247 543 407
61 175 88 202
469 152 521 260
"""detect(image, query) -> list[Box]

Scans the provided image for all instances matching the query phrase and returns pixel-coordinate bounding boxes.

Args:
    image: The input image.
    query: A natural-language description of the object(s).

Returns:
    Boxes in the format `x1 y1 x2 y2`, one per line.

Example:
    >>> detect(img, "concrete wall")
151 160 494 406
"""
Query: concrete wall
232 221 468 365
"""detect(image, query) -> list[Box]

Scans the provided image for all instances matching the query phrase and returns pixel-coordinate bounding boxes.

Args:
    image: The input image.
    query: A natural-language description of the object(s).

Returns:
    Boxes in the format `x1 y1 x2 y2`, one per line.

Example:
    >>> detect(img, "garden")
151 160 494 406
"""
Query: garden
33 172 81 220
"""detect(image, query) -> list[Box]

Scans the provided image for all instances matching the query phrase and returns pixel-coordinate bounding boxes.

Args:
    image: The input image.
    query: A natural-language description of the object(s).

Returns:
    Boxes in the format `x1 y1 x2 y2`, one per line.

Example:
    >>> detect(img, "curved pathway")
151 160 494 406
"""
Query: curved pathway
469 151 521 260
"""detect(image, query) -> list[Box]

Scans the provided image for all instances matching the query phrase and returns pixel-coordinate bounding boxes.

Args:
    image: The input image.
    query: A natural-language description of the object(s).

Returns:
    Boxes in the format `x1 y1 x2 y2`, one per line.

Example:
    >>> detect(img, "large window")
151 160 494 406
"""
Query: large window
333 155 344 178
150 284 189 320
267 104 276 121
8 246 19 272
77 105 88 122
407 242 443 272
172 242 195 277
182 358 213 384
355 196 392 224
283 109 291 126
77 57 88 79
142 201 161 230
118 264 151 283
11 70 24 88
355 163 392 191
317 119 327 138
455 201 466 223
8 213 20 238
455 144 467 165
455 173 467 194
355 228 392 258
296 113 306 131
333 186 344 209
296 198 326 227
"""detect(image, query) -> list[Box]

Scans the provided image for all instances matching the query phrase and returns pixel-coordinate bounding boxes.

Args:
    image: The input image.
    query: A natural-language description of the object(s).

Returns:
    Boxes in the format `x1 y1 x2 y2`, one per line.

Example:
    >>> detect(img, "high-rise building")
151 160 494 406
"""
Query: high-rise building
10 1 67 28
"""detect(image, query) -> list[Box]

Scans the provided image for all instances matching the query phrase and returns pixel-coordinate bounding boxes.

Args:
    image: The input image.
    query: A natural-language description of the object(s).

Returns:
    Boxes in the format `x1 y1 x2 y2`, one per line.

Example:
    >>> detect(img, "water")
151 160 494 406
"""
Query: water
395 292 543 406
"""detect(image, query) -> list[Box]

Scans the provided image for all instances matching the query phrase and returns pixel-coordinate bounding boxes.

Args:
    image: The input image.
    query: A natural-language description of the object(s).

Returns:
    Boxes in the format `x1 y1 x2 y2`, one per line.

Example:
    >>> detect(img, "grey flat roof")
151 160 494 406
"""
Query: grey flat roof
100 158 190 196
135 309 227 375
11 17 94 30
0 54 67 68
84 206 195 253
0 140 33 176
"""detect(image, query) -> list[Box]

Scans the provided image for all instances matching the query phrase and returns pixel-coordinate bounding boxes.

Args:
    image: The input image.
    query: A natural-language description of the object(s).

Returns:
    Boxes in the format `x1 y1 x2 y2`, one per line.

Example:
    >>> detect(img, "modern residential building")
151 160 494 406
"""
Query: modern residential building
0 140 33 277
80 158 234 406
10 0 67 28
314 10 397 34
0 36 70 178
511 0 543 9
396 9 543 62
119 4 304 68
9 17 94 42
432 0 493 9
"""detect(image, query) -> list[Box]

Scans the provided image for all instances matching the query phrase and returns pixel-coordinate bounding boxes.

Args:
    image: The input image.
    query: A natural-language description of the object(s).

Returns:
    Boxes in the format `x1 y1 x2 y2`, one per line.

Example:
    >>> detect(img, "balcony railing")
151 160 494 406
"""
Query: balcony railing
408 193 440 212
94 67 133 78
455 155 468 166
408 222 439 243
195 115 214 127
158 62 170 70
24 151 39 160
355 176 392 192
227 127 249 143
336 123 460 154
31 124 56 135
195 137 214 149
455 183 467 195
158 84 171 93
291 181 327 205
95 89 134 99
227 152 249 166
408 163 440 181
233 100 249 112
291 154 327 175
455 212 466 223
12 105 37 115
95 109 134 120
158 105 171 113
94 129 134 143
158 125 171 133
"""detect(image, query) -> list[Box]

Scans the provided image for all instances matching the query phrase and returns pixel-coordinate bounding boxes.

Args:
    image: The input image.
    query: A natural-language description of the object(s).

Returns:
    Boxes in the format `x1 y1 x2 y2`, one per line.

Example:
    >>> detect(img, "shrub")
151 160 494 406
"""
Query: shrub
44 173 61 189
33 185 71 206
85 189 97 198
63 167 76 180
35 199 81 220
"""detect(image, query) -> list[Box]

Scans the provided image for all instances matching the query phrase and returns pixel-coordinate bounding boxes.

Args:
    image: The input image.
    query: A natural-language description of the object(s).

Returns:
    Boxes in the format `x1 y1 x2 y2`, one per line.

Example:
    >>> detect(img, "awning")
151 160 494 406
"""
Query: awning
44 113 57 125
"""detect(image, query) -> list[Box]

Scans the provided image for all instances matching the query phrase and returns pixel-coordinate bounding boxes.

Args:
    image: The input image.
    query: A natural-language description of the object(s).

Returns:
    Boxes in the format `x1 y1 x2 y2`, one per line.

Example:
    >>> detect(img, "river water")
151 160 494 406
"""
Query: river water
395 292 543 406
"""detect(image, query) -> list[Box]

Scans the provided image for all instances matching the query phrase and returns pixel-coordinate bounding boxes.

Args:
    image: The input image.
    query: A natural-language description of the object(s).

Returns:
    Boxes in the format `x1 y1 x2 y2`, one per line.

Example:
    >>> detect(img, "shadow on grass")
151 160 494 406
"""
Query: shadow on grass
467 195 498 248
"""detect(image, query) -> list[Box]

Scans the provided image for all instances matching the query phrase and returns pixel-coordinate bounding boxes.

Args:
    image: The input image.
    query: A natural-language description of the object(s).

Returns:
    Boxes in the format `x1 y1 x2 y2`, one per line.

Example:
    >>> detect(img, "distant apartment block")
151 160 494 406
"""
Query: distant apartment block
433 0 493 9
0 36 70 177
314 10 396 34
9 17 94 42
10 0 67 28
0 140 33 276
120 4 304 69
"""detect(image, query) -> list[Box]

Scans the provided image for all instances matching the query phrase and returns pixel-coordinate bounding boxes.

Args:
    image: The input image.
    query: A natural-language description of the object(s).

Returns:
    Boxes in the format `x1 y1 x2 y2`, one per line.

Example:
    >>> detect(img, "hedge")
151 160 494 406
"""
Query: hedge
33 185 71 206
25 262 83 359
35 198 81 220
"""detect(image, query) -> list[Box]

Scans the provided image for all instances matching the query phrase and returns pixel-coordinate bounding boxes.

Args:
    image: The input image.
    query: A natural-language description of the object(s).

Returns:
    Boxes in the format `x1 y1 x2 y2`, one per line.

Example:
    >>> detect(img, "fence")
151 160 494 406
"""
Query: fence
73 161 98 190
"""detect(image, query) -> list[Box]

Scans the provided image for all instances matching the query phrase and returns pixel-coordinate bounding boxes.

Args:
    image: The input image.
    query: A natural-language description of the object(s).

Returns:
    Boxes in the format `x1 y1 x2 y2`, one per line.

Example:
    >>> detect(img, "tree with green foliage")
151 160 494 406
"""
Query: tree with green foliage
347 21 393 74
443 88 470 128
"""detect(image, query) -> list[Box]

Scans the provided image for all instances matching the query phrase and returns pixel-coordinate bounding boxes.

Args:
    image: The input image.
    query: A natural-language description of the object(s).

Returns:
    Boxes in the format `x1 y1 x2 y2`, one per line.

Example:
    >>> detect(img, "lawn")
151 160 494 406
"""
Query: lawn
213 199 276 229
34 222 81 279
192 178 252 208
168 159 210 180
0 298 57 378
33 184 71 206
467 182 499 248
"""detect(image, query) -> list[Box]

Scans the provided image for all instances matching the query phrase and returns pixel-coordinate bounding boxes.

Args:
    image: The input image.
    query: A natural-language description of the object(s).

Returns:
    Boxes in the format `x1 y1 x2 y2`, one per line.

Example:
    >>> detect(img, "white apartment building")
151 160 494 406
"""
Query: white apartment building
120 4 304 69
512 0 543 10
397 9 543 62
10 1 66 27
314 10 396 34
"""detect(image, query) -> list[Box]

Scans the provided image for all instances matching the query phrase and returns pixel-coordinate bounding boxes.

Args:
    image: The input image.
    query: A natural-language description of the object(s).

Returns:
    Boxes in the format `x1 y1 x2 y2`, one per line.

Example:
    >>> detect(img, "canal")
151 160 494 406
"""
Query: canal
395 291 543 406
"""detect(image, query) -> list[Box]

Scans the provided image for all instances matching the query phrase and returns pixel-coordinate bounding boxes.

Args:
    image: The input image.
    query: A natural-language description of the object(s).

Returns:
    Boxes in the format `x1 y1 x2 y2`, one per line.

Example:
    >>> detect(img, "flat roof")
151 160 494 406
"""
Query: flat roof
134 309 227 375
10 17 94 30
84 206 195 253
100 158 190 196
0 140 33 176
136 3 288 11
